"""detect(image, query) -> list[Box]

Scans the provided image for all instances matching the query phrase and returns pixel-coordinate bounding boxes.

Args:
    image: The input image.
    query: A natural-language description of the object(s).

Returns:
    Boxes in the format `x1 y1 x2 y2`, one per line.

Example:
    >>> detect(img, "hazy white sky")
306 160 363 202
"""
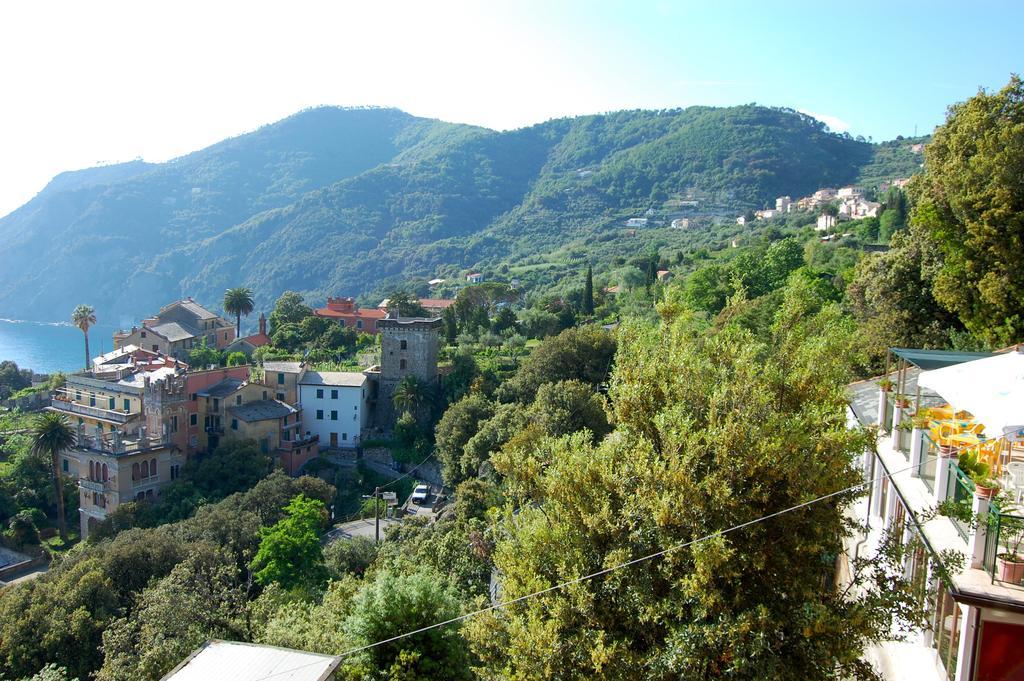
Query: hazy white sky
1 0 1020 218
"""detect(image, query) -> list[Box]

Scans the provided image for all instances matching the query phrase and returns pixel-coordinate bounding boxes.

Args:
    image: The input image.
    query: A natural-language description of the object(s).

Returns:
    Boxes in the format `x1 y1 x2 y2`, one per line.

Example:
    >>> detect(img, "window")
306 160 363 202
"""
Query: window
356 320 363 329
109 397 116 410
400 359 407 370
213 398 219 411
171 415 178 433
101 463 108 481
338 319 345 327
190 413 198 426
190 393 197 401
259 438 269 454
330 410 338 421
123 398 130 411
231 419 238 430
262 390 268 400
89 460 95 480
316 409 323 420
316 388 324 399
277 372 285 385
400 339 407 350
152 345 159 352
132 462 140 480
151 458 157 478
342 432 348 441
236 395 242 405
75 390 81 401
276 392 285 401
90 395 96 407
224 332 229 341
354 405 357 410
141 460 149 478
331 389 338 400
62 459 69 473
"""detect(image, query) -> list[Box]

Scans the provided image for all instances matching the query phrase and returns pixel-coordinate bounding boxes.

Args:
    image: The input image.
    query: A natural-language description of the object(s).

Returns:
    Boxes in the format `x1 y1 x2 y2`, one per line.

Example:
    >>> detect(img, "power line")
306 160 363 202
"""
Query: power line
258 453 932 681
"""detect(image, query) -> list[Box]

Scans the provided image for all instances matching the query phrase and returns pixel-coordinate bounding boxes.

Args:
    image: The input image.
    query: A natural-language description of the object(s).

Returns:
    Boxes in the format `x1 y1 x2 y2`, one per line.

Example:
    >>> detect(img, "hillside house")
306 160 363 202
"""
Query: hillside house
313 297 387 333
775 196 792 212
298 371 371 449
466 272 485 284
816 214 837 231
113 298 236 360
163 640 341 681
225 312 271 357
625 217 648 228
670 218 690 230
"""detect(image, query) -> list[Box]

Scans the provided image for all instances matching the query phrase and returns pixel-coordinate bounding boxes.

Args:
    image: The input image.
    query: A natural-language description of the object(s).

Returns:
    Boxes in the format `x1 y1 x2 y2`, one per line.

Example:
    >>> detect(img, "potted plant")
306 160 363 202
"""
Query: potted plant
972 475 1001 499
894 394 911 409
996 502 1024 584
878 377 894 392
911 414 931 430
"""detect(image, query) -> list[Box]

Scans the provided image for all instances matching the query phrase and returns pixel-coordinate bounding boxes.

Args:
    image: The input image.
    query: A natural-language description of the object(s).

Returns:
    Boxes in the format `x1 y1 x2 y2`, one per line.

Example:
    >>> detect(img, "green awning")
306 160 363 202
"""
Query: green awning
889 347 995 371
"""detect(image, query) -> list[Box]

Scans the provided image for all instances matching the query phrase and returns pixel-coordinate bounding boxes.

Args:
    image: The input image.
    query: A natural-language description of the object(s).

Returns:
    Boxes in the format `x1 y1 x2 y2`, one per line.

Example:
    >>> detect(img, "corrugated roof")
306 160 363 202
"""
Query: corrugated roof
164 299 220 320
228 399 297 423
299 371 366 387
161 640 340 681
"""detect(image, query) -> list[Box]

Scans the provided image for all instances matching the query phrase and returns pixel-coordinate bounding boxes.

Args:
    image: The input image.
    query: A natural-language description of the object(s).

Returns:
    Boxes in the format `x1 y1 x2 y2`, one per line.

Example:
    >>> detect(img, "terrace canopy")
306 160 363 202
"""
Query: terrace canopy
917 350 1024 440
889 347 995 371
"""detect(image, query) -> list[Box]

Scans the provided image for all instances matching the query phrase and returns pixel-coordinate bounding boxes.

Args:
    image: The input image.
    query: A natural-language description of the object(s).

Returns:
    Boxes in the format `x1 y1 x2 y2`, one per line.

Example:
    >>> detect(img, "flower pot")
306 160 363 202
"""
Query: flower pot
974 485 999 499
997 555 1024 584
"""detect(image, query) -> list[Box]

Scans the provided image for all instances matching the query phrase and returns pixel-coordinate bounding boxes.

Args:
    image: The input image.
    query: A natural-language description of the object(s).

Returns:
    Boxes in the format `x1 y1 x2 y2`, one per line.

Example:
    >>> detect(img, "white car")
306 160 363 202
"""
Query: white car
411 484 430 505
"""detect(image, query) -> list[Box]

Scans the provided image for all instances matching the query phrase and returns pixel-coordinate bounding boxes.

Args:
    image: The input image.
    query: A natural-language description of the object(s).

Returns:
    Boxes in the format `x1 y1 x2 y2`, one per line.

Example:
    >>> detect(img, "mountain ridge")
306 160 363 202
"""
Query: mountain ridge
0 104 923 325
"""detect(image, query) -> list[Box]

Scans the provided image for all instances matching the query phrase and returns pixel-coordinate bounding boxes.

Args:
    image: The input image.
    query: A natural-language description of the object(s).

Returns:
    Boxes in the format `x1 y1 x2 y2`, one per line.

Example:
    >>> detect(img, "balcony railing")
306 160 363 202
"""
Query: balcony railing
79 477 116 493
51 397 135 424
982 502 1024 589
279 433 319 451
73 432 170 456
946 460 976 541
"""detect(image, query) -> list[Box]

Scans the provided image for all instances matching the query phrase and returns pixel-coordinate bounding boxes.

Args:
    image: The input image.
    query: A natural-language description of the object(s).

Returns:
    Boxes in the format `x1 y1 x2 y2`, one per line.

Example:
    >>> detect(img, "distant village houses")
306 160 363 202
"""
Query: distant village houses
113 298 236 361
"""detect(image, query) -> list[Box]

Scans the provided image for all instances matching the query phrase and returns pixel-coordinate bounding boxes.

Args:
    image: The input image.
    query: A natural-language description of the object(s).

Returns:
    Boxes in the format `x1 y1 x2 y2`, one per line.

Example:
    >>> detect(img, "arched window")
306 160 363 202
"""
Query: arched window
89 460 95 481
136 492 145 501
101 463 108 482
132 462 140 480
151 458 157 478
141 460 149 478
145 489 154 500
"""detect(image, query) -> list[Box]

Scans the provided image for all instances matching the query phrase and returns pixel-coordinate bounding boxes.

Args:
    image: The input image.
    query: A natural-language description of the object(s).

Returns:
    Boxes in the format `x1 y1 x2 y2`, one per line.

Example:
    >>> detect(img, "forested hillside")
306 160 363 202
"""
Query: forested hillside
0 105 914 324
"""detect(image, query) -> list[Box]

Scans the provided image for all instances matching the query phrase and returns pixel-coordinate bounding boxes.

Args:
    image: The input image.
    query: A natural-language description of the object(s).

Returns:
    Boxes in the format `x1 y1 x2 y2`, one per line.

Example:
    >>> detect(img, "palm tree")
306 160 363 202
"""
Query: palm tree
31 411 75 543
71 305 96 370
392 375 426 415
224 287 255 337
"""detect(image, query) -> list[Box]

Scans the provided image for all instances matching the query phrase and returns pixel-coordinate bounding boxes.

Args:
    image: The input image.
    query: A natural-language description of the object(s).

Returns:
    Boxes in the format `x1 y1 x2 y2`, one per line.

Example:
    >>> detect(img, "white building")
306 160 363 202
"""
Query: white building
816 214 837 231
162 640 341 680
298 371 370 449
837 186 864 199
776 196 792 213
625 217 649 228
670 218 690 230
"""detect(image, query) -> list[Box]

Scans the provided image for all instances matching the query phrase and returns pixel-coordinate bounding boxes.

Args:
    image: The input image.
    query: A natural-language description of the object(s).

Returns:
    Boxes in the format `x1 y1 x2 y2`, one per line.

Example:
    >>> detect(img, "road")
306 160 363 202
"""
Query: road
325 487 441 543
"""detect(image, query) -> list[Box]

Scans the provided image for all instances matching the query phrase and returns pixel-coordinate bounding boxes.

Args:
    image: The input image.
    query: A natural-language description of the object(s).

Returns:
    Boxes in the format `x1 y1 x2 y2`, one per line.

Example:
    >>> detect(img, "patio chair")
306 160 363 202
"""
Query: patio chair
1006 462 1024 503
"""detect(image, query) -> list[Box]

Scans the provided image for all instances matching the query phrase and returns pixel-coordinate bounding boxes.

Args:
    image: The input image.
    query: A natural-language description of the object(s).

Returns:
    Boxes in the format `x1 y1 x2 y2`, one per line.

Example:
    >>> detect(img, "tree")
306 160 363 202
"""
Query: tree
583 265 595 315
250 494 328 593
226 351 247 367
435 394 495 486
442 305 459 343
30 411 74 543
187 339 221 369
222 287 254 337
324 535 378 578
528 379 610 441
71 305 96 370
469 287 907 679
496 326 616 404
679 263 733 314
393 375 427 416
268 291 312 335
847 231 962 367
344 569 473 679
387 290 428 317
910 75 1024 345
0 360 32 399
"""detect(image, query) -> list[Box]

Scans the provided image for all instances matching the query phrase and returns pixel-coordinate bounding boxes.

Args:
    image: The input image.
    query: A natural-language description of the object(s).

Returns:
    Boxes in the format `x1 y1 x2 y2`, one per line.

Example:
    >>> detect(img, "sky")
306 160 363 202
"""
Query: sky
0 0 1021 218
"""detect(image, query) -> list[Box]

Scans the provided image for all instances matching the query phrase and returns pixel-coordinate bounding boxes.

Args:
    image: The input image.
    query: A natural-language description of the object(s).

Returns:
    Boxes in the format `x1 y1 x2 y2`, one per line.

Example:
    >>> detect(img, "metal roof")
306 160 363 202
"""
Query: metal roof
263 361 304 374
149 321 199 343
197 378 245 398
161 640 340 681
889 347 995 371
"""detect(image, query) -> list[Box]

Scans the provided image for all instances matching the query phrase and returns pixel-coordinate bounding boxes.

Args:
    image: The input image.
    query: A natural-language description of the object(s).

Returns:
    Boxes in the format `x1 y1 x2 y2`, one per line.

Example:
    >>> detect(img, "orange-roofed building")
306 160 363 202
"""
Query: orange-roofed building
226 312 272 356
314 297 388 333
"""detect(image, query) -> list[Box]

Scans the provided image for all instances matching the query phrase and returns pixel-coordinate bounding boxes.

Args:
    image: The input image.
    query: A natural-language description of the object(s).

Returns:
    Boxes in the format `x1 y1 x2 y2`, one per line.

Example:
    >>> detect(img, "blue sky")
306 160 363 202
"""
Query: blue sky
0 0 1020 218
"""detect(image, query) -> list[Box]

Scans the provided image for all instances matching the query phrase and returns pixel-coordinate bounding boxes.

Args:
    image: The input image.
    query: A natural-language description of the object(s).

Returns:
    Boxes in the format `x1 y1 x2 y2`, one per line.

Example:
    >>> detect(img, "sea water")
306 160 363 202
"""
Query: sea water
0 318 121 374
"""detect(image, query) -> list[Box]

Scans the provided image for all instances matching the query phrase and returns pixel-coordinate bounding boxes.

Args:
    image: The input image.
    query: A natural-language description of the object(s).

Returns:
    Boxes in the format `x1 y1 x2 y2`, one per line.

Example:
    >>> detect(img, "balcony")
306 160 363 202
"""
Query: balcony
205 425 224 435
279 433 319 451
51 396 135 424
73 432 170 457
79 477 116 493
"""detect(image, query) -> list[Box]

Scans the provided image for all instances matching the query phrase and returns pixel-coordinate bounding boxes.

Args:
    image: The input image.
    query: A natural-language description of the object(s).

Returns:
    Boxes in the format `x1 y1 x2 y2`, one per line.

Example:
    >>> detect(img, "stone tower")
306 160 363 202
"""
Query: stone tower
375 317 441 427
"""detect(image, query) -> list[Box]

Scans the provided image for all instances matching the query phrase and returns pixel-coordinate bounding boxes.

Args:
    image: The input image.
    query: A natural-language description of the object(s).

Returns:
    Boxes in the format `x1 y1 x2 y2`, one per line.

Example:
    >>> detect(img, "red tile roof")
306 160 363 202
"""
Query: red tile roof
419 298 455 309
314 307 387 319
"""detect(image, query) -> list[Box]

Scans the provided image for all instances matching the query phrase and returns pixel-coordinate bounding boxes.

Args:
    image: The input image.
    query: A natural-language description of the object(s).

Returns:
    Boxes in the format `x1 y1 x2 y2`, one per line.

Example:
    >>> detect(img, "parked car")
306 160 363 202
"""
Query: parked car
411 484 430 505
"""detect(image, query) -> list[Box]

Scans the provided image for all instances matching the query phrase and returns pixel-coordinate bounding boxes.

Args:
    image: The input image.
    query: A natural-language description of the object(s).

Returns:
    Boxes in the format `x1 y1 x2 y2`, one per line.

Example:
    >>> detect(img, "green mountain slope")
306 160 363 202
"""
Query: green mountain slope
0 105 914 324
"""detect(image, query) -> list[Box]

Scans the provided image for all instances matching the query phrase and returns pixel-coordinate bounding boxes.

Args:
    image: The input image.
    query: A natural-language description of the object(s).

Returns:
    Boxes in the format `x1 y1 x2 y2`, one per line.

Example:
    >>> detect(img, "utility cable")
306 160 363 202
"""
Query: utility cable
257 452 935 679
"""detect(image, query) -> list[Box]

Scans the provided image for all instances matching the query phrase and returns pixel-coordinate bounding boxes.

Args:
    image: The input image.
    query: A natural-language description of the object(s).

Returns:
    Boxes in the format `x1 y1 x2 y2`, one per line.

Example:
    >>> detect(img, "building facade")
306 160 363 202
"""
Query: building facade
298 371 371 449
313 297 387 333
374 317 441 427
114 298 236 360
